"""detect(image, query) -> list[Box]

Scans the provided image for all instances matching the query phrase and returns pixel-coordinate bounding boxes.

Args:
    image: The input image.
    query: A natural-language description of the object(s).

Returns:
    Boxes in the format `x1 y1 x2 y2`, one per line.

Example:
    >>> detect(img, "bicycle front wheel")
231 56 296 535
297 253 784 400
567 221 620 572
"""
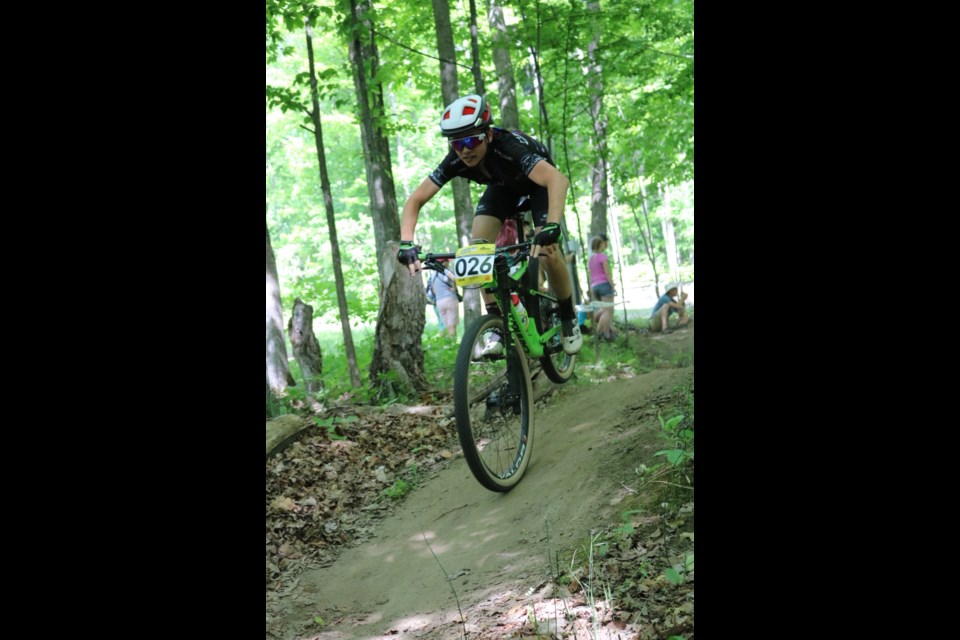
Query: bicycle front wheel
453 314 534 492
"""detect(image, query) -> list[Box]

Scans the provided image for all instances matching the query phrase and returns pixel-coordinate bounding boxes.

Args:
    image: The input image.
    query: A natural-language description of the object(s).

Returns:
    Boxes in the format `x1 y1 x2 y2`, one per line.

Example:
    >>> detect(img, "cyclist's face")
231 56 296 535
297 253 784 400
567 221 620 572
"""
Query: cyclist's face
451 130 489 166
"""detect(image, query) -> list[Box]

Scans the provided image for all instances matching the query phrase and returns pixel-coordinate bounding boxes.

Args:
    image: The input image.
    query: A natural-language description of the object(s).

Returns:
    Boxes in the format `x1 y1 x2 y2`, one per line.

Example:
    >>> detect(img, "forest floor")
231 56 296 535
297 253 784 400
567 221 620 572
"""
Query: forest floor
267 322 694 640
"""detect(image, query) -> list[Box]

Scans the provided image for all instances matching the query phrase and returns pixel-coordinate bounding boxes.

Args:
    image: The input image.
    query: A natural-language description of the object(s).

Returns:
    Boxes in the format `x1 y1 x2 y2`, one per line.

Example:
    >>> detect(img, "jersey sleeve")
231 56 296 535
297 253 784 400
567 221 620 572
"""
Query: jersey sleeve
428 149 460 187
498 130 551 176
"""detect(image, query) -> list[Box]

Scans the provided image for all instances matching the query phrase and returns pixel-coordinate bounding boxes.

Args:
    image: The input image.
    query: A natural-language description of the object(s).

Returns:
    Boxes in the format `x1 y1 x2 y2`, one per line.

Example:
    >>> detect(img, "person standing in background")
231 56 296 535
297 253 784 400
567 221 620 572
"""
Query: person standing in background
427 258 461 338
588 234 617 341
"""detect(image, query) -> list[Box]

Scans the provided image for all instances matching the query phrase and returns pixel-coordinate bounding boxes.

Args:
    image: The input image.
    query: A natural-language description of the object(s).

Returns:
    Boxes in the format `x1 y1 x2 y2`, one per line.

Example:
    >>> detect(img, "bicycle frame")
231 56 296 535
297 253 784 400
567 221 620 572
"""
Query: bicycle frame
421 241 561 360
418 216 576 491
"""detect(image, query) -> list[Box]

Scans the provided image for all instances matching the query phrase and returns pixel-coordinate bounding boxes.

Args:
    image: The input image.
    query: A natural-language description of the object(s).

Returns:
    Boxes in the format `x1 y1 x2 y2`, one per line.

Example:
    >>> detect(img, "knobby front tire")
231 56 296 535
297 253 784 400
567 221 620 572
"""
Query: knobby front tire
453 314 534 492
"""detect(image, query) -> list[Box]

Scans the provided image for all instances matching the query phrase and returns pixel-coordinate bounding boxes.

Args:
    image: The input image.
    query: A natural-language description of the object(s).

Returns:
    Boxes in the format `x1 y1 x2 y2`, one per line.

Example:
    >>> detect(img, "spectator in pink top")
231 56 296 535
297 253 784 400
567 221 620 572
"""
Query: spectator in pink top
588 234 617 341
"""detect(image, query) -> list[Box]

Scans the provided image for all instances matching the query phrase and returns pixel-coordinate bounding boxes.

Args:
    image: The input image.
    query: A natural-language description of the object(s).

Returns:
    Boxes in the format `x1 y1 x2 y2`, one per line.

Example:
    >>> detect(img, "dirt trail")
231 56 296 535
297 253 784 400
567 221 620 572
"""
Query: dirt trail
269 330 693 639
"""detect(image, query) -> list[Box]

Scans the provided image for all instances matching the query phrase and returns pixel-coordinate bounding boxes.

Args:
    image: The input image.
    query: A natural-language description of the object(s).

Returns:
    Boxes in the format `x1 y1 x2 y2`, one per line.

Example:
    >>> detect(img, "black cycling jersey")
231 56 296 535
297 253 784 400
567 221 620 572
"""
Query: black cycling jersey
428 128 554 189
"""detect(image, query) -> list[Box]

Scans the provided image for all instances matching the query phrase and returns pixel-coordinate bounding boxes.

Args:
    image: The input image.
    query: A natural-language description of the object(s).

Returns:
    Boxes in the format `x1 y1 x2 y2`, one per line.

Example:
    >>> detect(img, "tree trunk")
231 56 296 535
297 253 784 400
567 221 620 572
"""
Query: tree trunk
633 170 662 295
560 1 588 271
630 236 641 264
516 0 551 151
266 208 296 395
431 0 481 327
660 185 679 284
586 0 609 240
488 0 520 130
266 378 273 419
467 0 485 94
288 298 324 394
369 242 428 394
346 0 401 262
346 0 426 393
304 16 361 388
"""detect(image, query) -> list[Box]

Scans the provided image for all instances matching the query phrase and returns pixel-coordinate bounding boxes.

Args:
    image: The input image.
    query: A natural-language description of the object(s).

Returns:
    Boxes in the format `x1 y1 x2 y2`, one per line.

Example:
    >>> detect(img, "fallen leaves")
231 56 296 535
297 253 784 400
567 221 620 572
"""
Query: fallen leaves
265 405 460 588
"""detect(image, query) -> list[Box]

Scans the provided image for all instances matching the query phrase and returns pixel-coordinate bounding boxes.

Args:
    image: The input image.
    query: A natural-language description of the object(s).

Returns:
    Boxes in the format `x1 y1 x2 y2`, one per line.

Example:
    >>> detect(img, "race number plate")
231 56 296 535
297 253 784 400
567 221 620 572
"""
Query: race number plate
453 243 496 287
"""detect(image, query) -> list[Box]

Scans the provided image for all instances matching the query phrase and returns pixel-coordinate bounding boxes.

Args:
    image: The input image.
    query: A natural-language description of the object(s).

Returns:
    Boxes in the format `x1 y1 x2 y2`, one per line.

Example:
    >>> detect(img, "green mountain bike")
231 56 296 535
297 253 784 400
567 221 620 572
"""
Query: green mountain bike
419 221 576 492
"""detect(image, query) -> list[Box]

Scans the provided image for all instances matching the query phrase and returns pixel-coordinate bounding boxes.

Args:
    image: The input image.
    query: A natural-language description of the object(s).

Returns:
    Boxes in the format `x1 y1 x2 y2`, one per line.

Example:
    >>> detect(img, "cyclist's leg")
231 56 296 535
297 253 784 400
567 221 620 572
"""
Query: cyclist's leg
528 189 571 300
529 188 581 354
473 187 508 314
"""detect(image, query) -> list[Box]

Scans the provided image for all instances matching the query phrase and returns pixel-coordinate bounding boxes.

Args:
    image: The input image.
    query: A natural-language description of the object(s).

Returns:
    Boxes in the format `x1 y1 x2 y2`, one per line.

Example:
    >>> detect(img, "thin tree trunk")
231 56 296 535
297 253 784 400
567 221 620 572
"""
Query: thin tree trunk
517 0 551 151
488 0 519 130
467 0 485 94
346 0 427 393
305 16 361 388
561 0 587 269
630 237 641 264
432 0 480 327
660 185 679 284
266 207 296 395
346 0 401 261
586 0 608 239
288 298 324 394
633 171 662 295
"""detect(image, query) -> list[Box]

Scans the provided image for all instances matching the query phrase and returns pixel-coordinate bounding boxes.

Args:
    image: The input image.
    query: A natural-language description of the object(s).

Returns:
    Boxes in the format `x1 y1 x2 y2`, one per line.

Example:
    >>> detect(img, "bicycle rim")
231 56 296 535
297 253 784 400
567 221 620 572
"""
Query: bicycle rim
453 314 534 492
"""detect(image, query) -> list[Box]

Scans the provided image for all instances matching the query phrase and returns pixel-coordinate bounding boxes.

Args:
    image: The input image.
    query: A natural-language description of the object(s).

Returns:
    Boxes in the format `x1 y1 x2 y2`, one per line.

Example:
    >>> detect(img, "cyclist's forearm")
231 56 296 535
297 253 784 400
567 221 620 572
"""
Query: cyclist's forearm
528 161 569 226
545 172 569 226
400 201 420 240
402 178 440 240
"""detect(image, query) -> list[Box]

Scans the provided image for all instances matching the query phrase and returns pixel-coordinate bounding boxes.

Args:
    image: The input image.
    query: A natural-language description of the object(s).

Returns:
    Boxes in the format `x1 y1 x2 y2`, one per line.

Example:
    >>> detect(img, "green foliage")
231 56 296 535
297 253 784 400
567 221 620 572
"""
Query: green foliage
383 464 420 499
422 332 461 384
613 509 644 541
266 0 694 390
266 383 285 419
313 415 358 440
655 413 693 466
383 478 411 499
647 384 695 498
663 551 694 586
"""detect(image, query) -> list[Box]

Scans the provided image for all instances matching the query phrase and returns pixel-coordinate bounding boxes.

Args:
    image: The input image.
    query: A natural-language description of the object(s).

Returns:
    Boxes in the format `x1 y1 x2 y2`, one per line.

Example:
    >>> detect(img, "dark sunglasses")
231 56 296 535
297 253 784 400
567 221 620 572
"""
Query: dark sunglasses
450 134 485 152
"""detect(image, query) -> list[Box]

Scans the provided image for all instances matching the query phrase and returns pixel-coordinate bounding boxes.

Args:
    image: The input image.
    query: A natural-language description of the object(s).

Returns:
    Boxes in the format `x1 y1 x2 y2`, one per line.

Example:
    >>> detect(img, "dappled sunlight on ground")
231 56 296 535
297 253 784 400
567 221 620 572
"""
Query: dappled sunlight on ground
269 346 694 640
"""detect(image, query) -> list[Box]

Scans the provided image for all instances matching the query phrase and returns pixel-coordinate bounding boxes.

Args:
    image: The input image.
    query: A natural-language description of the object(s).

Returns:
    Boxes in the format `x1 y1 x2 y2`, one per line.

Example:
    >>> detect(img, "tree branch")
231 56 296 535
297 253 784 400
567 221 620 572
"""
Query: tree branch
372 28 473 71
299 124 316 135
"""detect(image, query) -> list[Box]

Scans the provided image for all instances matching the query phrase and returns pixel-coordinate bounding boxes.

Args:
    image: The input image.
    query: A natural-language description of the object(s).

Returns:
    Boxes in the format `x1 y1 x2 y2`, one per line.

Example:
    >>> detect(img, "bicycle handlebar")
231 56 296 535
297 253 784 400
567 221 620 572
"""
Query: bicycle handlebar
418 239 534 269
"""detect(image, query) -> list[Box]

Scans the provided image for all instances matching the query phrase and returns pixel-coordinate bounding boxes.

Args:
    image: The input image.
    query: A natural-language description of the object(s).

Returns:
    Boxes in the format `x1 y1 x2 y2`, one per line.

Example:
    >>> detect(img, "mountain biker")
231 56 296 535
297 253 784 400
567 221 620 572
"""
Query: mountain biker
396 94 582 355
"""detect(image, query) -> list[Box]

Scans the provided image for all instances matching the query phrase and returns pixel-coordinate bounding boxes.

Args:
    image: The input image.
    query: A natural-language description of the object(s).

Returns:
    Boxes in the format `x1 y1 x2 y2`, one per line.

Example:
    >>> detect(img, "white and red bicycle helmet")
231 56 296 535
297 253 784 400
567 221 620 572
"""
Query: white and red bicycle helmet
440 94 493 137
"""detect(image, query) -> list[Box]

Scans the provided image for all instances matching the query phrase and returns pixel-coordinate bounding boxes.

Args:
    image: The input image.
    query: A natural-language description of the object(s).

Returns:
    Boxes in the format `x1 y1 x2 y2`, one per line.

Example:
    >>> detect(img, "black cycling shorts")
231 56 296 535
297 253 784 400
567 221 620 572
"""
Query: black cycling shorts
474 182 549 228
